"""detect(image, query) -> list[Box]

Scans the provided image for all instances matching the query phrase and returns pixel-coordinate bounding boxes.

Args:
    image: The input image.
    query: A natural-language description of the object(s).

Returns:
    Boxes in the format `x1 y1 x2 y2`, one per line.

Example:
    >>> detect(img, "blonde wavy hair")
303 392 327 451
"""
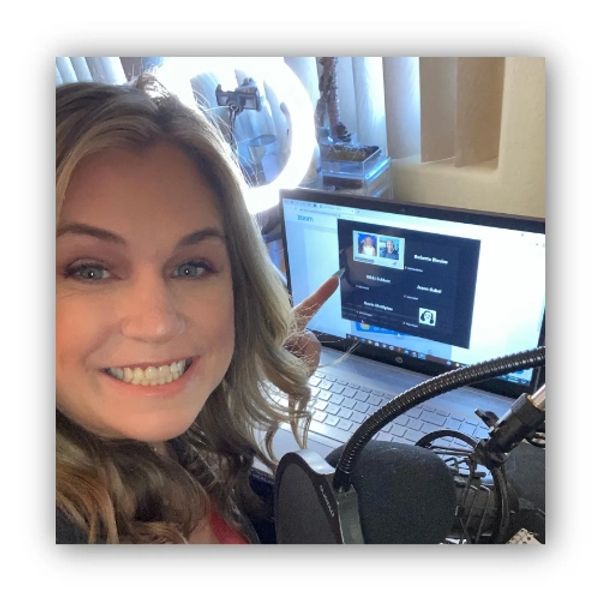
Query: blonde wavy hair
56 76 311 543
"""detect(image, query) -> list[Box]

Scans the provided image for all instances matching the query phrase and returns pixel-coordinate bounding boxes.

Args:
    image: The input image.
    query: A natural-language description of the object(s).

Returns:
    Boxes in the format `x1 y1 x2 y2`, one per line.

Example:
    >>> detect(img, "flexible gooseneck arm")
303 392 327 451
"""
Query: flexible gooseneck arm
332 346 546 492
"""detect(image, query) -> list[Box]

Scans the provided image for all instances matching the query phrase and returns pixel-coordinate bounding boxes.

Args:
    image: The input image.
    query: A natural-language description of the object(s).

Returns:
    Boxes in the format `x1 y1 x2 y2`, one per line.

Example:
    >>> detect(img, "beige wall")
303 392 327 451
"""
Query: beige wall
390 57 545 218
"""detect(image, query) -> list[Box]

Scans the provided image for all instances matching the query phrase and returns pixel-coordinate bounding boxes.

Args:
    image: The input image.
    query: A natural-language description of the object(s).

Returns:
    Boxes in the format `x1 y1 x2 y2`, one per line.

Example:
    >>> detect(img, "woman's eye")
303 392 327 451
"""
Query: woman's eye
65 263 111 282
172 261 210 279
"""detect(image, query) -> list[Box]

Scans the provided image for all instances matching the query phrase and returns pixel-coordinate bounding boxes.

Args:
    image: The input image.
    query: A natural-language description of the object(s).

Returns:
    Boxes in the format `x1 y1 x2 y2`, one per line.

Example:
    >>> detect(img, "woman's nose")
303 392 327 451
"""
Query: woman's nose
119 271 185 343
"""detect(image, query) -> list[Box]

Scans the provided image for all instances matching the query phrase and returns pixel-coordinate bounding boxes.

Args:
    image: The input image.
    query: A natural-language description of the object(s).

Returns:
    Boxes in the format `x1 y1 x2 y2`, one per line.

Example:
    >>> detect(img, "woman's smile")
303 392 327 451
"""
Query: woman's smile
105 357 193 385
99 356 202 398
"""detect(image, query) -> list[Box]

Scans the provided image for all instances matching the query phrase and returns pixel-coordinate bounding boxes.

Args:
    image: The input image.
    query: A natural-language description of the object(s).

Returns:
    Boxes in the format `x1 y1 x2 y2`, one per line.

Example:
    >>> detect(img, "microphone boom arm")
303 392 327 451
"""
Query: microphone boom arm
332 347 546 493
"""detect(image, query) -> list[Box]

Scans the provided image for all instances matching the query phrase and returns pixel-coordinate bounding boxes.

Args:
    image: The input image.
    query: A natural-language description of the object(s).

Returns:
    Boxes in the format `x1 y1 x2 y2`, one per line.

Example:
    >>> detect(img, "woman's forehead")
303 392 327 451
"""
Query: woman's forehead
60 143 224 236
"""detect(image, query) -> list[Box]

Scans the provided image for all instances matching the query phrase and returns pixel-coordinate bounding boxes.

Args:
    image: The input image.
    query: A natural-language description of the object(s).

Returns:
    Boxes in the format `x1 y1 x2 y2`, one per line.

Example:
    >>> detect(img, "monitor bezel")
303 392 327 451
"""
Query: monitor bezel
279 187 545 399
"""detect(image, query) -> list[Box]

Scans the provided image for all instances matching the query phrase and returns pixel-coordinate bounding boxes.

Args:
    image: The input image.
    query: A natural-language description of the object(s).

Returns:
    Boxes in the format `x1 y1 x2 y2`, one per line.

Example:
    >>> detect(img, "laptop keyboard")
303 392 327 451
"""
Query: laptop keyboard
276 369 491 449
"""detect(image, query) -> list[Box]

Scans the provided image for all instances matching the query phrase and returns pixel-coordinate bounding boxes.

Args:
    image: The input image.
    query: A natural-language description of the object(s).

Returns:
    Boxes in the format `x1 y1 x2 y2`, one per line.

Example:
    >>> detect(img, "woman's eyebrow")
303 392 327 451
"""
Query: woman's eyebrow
56 223 126 244
56 222 226 249
174 227 226 250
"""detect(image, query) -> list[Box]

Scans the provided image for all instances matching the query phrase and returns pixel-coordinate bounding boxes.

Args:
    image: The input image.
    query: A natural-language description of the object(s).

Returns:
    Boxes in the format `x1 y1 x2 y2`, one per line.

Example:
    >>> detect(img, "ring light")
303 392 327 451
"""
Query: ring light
156 57 315 215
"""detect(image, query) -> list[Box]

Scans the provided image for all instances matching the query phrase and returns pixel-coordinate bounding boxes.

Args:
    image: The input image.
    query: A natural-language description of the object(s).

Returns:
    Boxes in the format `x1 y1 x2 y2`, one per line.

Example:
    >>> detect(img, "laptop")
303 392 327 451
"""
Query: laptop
257 187 545 469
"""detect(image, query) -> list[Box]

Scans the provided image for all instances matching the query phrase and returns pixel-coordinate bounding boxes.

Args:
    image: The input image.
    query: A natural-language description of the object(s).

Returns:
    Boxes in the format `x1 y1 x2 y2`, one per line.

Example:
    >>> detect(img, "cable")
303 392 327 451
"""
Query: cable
317 340 360 368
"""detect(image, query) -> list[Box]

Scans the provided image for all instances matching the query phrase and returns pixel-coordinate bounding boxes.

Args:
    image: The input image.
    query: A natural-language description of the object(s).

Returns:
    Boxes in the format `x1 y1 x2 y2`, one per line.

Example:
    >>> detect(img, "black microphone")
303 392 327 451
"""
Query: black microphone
274 348 545 544
274 441 456 544
476 384 545 465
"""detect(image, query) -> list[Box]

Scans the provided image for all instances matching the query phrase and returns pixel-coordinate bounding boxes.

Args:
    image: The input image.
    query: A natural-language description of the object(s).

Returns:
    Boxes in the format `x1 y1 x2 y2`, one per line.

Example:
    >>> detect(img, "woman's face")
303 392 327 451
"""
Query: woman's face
56 142 235 442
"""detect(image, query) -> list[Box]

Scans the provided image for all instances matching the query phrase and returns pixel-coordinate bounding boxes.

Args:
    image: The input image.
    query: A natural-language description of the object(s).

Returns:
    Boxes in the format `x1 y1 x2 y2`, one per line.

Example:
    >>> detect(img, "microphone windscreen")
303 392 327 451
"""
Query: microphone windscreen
504 441 545 512
327 441 456 544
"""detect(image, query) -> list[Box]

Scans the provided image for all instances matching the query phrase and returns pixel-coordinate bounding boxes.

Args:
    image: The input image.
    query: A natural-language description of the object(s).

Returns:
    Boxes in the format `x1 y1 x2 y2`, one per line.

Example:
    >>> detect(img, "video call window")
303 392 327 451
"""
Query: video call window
340 219 481 349
353 231 405 270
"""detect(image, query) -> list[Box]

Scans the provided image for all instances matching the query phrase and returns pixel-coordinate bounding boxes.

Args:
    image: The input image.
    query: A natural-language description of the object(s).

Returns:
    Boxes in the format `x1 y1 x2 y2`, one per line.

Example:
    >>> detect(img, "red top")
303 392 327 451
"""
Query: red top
209 510 249 544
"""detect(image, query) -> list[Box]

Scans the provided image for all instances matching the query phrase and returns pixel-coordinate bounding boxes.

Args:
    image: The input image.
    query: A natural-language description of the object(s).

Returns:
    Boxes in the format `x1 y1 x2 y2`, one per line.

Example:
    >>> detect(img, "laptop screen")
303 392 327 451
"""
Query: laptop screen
280 188 545 397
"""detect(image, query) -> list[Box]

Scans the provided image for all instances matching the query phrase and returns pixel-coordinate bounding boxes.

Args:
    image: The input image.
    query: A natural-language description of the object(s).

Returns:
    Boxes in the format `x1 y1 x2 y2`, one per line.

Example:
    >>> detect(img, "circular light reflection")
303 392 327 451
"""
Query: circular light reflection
156 57 315 214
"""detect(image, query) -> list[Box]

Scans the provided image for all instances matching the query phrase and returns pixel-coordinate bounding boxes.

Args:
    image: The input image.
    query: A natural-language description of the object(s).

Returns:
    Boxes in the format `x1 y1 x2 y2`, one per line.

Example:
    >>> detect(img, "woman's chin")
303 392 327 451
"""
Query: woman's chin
60 405 202 445
112 411 200 444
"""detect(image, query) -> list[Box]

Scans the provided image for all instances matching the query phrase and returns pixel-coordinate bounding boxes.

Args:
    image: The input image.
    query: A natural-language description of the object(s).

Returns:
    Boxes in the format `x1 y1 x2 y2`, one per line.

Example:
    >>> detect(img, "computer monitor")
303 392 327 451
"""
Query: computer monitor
280 187 545 397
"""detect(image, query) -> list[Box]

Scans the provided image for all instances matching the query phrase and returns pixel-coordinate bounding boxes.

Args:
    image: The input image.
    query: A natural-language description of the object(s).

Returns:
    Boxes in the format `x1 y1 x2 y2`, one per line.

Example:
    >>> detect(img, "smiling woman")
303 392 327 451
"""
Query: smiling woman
55 76 322 543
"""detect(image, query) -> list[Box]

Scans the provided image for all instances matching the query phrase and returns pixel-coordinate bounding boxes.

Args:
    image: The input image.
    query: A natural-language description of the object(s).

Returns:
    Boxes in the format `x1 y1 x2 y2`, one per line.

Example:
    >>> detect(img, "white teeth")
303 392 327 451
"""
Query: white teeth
144 366 158 381
158 365 172 384
107 359 189 386
133 367 144 384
